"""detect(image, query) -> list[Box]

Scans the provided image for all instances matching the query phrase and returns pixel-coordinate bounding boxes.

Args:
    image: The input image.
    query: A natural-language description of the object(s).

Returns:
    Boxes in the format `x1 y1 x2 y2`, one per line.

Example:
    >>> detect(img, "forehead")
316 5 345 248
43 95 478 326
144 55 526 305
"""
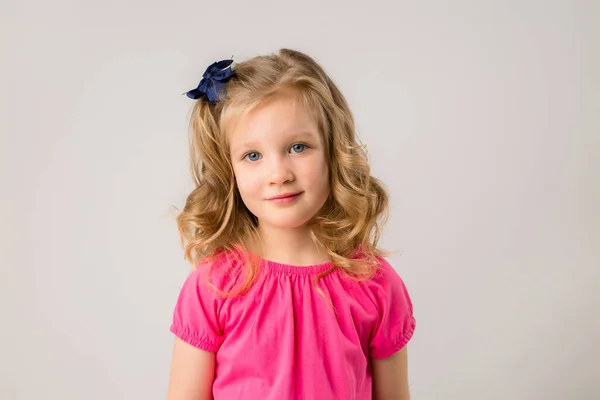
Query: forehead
227 92 321 149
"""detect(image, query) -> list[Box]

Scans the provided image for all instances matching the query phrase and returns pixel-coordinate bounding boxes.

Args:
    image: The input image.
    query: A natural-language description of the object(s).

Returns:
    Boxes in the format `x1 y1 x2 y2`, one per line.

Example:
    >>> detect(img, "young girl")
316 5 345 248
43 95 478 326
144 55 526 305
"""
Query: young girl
167 49 416 400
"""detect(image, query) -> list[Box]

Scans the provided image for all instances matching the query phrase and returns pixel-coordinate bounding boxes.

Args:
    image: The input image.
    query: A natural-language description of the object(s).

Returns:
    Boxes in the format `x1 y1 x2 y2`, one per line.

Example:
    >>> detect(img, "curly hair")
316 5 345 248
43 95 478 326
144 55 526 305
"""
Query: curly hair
177 48 390 295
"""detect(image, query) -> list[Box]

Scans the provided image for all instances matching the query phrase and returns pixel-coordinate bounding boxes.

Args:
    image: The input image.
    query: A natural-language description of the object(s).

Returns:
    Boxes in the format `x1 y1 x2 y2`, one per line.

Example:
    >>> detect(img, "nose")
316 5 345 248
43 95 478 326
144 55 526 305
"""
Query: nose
267 155 294 185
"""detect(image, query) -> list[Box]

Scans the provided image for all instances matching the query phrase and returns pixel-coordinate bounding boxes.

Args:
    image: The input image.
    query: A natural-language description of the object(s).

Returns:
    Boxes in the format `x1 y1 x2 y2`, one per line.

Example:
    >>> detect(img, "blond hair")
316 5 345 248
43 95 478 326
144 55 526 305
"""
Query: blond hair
177 48 390 295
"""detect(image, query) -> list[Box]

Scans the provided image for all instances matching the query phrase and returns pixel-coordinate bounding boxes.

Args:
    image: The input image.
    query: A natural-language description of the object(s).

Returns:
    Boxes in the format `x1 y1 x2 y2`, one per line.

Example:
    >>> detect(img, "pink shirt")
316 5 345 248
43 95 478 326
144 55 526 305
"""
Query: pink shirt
170 251 416 399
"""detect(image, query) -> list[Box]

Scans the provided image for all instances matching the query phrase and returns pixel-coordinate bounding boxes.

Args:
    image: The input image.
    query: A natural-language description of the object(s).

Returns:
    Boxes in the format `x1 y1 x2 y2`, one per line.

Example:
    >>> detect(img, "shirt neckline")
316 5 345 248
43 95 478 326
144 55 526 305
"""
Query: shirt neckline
232 247 338 276
261 258 336 276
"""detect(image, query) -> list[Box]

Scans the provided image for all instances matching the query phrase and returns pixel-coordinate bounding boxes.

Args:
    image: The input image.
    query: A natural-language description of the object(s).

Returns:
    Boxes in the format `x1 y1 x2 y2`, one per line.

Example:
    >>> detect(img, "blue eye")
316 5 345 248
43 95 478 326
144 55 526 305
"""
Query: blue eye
290 144 307 154
244 152 261 162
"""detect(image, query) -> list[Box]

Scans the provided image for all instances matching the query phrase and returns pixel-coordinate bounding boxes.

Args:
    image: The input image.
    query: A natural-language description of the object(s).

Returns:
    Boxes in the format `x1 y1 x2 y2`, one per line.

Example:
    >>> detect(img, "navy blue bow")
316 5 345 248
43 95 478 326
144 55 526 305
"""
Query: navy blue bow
184 59 236 103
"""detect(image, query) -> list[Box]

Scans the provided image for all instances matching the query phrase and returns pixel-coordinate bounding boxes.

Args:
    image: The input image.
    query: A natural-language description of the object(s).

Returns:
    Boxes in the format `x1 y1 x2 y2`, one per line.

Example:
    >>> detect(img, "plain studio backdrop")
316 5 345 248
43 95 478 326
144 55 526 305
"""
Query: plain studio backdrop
1 0 598 399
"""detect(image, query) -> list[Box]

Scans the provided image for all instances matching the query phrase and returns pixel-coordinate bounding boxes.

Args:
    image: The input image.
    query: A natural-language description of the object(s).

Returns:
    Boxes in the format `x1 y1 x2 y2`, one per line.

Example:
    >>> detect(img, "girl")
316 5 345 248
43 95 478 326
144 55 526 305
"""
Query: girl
167 49 416 400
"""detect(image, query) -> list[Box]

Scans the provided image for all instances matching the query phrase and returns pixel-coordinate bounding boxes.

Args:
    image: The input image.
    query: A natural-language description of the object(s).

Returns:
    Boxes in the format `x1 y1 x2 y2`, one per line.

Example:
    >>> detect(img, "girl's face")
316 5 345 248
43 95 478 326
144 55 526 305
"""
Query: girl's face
228 92 330 233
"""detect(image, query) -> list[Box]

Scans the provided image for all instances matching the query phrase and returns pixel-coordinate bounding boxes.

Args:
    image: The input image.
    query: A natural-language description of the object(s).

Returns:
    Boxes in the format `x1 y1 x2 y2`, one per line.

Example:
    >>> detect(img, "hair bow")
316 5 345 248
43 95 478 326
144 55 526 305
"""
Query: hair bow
184 59 236 103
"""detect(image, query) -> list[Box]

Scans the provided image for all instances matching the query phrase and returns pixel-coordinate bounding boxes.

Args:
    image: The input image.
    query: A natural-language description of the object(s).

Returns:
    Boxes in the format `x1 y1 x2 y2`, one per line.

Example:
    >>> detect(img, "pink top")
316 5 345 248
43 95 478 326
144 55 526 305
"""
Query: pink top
170 251 416 399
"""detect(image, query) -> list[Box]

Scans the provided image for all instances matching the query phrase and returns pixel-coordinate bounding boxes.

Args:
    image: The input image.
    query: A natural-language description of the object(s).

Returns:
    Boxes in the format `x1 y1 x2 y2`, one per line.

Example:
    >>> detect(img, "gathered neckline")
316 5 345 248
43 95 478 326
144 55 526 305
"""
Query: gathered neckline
261 258 336 276
225 247 341 276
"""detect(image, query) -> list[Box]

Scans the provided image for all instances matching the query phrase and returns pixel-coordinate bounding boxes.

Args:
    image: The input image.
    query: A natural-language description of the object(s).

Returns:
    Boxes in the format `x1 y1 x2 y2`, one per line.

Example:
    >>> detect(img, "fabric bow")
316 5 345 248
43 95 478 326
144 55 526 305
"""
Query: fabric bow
184 59 236 103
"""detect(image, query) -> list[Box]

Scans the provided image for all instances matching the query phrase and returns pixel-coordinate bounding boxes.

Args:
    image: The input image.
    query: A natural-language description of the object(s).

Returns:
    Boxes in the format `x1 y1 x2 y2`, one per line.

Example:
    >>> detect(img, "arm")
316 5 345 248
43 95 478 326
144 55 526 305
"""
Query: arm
372 346 410 400
167 337 215 400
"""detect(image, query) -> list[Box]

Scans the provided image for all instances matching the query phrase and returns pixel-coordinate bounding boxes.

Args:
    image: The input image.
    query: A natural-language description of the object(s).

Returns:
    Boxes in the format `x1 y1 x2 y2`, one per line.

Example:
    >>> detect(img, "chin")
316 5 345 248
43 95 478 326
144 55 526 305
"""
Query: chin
257 213 313 230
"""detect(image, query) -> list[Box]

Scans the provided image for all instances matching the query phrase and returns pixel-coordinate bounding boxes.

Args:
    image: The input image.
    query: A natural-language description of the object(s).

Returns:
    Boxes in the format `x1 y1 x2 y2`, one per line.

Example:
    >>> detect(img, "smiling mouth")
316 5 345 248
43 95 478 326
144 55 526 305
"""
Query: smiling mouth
268 192 302 200
266 192 303 204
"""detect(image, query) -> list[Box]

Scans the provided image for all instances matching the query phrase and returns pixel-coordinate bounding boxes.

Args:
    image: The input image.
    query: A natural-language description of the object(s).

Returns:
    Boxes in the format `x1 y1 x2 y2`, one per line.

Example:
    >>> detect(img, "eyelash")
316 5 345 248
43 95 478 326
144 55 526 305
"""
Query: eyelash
242 143 310 162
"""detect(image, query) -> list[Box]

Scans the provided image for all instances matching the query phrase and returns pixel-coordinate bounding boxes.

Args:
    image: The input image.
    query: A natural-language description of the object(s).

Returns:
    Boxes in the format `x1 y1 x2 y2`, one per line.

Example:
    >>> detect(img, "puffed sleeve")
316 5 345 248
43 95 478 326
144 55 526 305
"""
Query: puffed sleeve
170 266 225 353
369 258 416 359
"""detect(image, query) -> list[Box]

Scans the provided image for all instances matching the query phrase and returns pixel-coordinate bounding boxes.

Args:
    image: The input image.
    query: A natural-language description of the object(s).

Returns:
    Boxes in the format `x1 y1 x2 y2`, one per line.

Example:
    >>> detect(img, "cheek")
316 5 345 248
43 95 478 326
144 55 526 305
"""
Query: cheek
233 167 258 198
308 158 330 194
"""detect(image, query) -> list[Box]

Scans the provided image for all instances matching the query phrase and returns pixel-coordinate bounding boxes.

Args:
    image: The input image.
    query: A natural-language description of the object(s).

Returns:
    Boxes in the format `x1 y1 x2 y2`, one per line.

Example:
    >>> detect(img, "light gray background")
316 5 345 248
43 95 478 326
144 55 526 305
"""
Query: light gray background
1 0 599 399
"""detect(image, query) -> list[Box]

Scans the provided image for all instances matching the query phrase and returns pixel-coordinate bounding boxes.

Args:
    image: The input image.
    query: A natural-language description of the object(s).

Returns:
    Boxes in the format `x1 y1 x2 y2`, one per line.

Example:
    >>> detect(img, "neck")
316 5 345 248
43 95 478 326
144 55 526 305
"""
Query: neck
250 224 331 266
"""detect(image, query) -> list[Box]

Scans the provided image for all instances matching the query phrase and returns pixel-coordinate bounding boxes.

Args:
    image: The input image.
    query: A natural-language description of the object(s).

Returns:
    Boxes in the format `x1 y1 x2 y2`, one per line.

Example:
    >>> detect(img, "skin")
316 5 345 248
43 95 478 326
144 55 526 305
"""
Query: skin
167 91 410 399
372 347 410 400
167 338 214 400
227 91 331 265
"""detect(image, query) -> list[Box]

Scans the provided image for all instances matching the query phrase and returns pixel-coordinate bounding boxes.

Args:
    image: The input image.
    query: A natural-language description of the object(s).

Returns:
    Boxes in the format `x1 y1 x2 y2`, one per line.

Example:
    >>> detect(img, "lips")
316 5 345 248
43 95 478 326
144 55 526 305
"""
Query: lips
267 192 302 200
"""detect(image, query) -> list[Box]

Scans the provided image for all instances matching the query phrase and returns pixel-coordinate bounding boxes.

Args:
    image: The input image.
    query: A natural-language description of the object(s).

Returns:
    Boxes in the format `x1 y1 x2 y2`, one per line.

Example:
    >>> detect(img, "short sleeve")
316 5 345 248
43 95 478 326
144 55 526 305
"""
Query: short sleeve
369 258 416 359
170 267 225 353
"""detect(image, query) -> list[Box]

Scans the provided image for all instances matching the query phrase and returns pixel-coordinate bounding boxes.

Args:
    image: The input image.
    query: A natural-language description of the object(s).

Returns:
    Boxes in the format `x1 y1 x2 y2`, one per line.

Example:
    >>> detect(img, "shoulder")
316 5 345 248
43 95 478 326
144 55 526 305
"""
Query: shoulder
173 249 248 316
365 256 413 312
192 248 250 295
369 256 405 289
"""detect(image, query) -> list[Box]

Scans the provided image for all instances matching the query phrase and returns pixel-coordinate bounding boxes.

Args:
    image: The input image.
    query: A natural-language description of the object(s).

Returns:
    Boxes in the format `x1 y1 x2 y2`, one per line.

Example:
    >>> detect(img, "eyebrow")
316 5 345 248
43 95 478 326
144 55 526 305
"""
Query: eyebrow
234 130 319 151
